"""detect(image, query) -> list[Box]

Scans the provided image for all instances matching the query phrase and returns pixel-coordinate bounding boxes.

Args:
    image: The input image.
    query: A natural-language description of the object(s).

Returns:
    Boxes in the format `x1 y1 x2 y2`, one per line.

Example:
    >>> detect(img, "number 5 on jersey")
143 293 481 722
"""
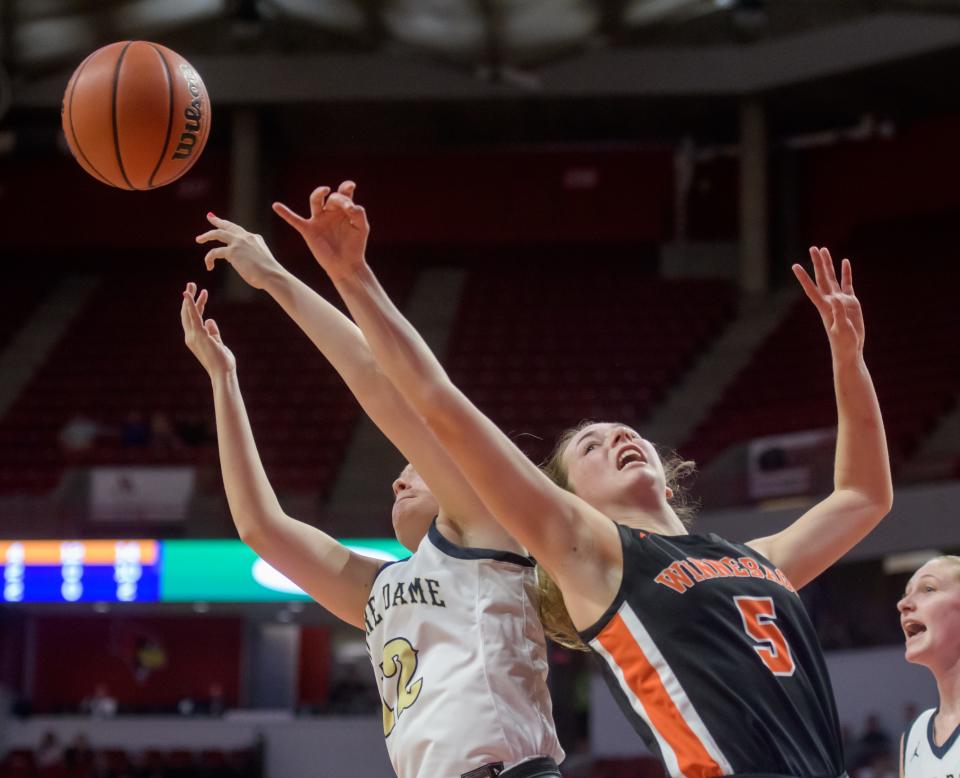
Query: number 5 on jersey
734 596 796 676
381 637 424 737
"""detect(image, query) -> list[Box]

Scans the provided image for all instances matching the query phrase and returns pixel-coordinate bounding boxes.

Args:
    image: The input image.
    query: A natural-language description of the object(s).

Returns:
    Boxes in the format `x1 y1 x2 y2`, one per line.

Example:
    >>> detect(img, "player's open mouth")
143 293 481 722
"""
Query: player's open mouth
616 446 647 470
903 620 926 640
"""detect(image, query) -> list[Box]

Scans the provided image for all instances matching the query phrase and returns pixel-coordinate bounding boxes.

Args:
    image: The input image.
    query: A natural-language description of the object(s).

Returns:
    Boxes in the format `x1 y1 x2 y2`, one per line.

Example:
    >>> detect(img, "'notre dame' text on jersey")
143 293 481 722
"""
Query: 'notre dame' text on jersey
365 520 563 778
579 525 845 777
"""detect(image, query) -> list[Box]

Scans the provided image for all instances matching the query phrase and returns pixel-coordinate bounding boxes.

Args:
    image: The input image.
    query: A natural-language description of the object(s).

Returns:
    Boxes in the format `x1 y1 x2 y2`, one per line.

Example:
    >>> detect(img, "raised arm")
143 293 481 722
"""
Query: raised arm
195 196 508 548
747 247 893 588
180 283 379 629
272 187 621 605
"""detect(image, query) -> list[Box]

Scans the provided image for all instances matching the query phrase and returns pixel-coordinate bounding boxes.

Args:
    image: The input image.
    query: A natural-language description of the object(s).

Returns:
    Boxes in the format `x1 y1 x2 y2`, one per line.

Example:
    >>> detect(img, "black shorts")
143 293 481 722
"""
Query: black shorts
501 757 561 778
461 757 561 778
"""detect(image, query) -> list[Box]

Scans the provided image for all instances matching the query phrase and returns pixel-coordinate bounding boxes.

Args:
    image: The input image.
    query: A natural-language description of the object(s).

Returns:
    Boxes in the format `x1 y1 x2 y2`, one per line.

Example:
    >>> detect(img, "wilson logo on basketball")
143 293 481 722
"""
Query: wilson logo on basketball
173 63 203 160
61 41 212 189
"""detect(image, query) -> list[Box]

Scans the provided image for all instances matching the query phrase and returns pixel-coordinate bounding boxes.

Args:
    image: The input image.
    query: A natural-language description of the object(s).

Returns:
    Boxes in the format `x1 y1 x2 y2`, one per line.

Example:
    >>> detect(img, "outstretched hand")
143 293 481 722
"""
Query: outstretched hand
793 247 865 361
195 214 283 290
180 282 236 377
272 180 369 279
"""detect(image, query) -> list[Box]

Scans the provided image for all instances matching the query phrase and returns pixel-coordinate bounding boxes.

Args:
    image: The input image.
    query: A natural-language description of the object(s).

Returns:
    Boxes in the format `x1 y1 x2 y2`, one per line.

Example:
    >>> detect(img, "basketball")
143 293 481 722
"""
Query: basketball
61 41 211 190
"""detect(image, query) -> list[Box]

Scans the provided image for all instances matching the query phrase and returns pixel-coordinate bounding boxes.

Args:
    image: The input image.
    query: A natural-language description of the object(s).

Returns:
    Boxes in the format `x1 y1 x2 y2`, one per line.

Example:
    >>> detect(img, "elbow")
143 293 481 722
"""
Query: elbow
877 488 894 517
866 478 895 518
234 510 282 550
236 521 264 549
840 486 893 524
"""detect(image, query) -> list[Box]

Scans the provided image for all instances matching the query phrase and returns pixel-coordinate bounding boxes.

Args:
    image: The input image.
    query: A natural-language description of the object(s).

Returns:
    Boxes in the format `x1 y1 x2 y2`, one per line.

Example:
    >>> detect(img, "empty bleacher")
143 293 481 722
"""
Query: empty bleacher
445 255 737 465
684 226 960 473
0 256 414 501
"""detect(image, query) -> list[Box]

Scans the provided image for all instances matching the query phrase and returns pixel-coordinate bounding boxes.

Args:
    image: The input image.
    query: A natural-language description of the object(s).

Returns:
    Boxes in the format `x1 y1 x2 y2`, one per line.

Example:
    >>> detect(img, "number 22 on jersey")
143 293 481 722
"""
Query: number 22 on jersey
734 596 796 676
381 637 424 737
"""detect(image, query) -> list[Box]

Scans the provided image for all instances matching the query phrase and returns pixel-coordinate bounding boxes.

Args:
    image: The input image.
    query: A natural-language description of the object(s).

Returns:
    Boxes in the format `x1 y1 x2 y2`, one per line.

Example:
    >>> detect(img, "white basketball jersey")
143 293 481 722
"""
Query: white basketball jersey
903 708 960 778
363 521 563 778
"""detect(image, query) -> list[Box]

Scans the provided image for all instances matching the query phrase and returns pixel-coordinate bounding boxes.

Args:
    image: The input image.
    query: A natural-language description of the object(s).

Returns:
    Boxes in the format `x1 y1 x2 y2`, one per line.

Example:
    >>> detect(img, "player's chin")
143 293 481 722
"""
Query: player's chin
621 467 662 493
392 503 433 548
618 460 657 478
903 637 931 665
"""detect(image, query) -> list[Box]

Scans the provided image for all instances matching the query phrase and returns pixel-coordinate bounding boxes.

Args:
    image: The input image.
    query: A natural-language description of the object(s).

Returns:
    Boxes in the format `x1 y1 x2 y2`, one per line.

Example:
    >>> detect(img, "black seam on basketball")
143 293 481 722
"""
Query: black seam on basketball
198 70 211 150
147 43 174 190
152 61 207 187
67 52 111 186
112 41 137 191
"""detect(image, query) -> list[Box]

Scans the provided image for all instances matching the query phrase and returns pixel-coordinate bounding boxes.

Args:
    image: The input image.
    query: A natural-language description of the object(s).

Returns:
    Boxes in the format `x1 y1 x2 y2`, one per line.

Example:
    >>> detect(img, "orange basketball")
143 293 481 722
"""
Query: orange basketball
61 41 211 190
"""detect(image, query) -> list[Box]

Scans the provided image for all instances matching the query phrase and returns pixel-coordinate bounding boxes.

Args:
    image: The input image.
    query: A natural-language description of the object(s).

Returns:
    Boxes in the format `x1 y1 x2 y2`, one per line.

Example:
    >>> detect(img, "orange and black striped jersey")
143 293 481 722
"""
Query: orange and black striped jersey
578 524 844 778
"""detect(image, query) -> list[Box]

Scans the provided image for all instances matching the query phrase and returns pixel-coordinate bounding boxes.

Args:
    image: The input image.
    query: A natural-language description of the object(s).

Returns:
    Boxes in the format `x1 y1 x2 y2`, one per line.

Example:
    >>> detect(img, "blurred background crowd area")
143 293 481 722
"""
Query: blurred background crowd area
3 1 960 777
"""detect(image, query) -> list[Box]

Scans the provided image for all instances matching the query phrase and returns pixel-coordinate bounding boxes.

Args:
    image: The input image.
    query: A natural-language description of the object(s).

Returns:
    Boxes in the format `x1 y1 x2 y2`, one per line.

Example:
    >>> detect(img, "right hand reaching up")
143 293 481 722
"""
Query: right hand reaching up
181 282 236 378
272 180 369 281
195 214 285 290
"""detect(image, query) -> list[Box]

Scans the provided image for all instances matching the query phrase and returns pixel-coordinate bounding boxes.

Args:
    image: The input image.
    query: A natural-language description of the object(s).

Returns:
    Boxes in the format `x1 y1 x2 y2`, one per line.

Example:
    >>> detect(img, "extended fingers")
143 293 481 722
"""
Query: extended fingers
205 318 222 341
181 283 204 331
840 257 854 295
272 201 308 231
179 294 192 333
809 245 843 294
196 228 232 245
809 247 825 289
819 247 841 292
206 212 242 231
792 263 826 310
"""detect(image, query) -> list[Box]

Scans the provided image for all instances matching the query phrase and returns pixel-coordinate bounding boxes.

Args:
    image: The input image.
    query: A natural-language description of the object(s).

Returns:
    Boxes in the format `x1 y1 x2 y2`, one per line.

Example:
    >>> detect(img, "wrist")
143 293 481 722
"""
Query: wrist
260 264 293 294
209 365 238 388
831 350 866 373
329 259 372 286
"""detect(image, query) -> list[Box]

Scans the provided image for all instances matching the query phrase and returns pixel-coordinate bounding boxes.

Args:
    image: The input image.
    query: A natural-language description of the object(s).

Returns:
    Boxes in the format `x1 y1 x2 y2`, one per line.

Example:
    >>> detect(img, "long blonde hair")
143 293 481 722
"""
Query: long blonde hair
536 421 698 652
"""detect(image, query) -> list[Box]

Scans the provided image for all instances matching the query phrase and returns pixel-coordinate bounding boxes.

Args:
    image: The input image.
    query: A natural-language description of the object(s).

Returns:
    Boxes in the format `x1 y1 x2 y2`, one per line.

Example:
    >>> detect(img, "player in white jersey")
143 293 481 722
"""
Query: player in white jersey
897 555 960 778
184 185 563 778
368 489 557 776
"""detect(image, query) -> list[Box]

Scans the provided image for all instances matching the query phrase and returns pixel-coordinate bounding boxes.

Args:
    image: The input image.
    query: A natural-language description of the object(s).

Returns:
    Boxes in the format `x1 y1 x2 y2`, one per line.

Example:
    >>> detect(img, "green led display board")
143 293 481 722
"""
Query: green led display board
160 539 411 602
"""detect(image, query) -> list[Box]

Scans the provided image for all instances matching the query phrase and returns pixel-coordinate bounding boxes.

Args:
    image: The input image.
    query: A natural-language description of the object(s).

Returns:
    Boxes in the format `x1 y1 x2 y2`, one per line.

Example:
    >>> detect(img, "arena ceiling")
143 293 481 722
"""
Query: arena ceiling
5 1 960 85
3 1 960 142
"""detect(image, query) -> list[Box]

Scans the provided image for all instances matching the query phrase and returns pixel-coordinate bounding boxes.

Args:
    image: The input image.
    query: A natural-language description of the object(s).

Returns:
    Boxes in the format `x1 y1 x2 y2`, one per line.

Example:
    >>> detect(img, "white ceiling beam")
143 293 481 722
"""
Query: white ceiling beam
13 0 227 66
12 12 960 106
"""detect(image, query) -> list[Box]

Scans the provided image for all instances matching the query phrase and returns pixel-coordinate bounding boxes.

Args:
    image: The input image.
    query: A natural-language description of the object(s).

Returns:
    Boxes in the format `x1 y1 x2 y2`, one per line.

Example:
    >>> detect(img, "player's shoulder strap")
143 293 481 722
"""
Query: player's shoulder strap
902 707 936 775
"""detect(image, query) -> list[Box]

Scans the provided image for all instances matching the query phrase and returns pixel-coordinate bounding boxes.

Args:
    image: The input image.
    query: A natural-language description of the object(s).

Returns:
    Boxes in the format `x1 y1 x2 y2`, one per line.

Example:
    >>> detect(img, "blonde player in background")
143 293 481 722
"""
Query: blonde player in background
183 186 564 778
897 556 960 777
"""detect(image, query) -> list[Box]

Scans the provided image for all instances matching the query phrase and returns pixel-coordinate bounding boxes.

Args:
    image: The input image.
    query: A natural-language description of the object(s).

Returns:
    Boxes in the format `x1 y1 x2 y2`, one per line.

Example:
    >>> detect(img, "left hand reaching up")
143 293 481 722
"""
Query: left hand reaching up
181 283 236 378
793 246 865 362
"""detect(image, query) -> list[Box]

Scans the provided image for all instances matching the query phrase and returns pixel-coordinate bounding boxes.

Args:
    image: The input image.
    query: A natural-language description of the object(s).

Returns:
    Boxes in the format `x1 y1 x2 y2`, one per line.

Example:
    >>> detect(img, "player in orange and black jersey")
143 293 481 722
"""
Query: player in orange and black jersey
310 209 891 778
572 525 843 775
